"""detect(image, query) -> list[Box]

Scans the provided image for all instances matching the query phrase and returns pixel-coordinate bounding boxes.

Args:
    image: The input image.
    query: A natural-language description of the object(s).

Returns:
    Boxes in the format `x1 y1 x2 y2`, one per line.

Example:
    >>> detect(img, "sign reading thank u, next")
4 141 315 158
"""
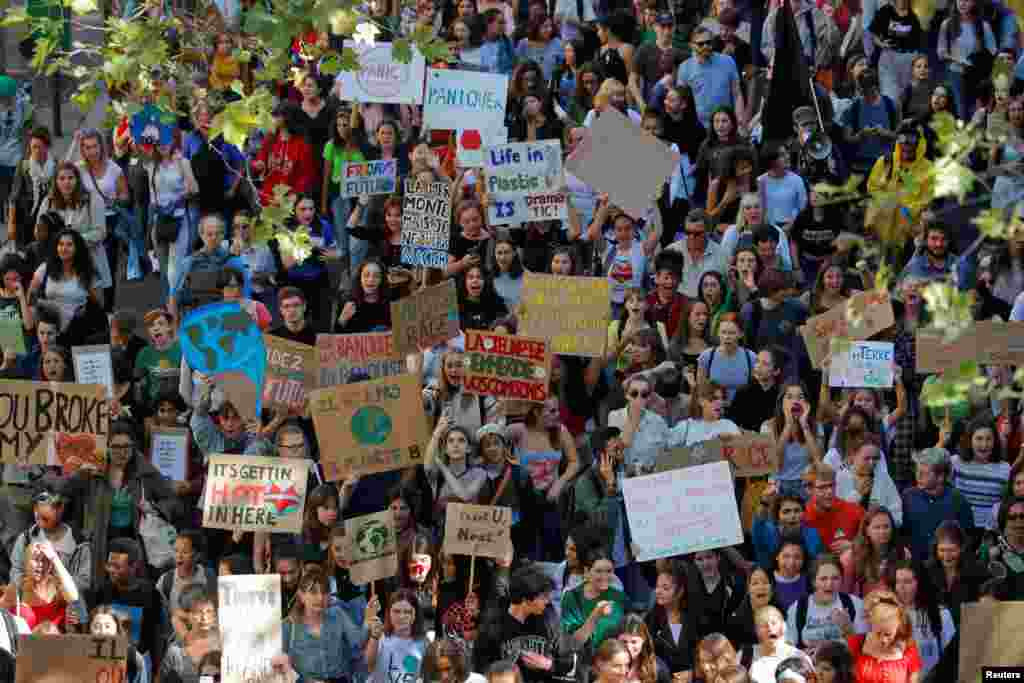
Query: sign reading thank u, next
424 68 508 133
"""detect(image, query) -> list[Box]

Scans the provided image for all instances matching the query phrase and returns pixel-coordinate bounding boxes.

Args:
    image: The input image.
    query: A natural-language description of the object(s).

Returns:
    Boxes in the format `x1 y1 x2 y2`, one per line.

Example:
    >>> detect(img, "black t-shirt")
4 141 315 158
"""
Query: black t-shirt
632 44 687 98
714 37 753 78
869 5 924 52
791 204 843 259
449 232 493 264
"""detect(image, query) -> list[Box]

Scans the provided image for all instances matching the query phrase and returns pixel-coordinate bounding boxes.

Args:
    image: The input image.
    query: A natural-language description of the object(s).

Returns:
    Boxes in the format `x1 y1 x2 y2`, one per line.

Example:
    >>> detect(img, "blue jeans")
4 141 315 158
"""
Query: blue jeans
949 69 971 121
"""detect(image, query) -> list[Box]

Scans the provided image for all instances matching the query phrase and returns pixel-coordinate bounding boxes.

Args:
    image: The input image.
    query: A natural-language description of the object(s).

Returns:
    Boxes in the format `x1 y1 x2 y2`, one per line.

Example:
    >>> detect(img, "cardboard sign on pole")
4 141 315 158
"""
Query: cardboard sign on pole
443 503 513 559
15 635 128 683
309 374 430 481
519 273 610 357
202 454 309 533
463 330 551 402
219 574 287 683
0 379 109 466
346 510 399 585
262 335 317 411
623 461 744 561
316 333 405 387
800 291 895 368
390 280 460 355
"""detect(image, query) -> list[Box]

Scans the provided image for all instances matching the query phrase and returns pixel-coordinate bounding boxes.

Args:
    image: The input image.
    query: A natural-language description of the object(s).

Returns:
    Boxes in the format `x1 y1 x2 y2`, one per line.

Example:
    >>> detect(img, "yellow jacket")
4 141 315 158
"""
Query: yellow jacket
866 132 933 235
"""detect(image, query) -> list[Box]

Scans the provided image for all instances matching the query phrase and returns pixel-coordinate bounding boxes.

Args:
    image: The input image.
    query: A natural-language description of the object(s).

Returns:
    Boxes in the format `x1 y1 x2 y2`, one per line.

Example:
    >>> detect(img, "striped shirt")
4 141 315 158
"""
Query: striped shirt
951 456 1011 529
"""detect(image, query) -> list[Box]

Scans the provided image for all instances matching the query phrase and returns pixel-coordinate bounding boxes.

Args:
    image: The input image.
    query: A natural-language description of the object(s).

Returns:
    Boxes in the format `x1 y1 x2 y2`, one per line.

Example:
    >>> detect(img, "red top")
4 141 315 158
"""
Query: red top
804 496 865 549
255 133 316 206
848 634 922 683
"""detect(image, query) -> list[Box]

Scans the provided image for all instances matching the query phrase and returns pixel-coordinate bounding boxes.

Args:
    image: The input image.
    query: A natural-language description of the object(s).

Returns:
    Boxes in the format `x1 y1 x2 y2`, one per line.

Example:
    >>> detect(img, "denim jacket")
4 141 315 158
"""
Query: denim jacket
283 605 365 681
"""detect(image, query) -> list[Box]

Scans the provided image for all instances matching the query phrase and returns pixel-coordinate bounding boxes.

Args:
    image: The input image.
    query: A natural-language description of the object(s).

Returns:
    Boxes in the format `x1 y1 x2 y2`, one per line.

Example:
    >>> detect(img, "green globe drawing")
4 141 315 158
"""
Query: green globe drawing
351 406 393 445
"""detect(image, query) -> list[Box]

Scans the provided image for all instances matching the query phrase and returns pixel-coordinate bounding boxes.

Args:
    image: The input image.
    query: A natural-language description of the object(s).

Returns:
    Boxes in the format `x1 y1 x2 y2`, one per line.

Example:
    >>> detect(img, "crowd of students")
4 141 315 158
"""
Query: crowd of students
1 0 1024 679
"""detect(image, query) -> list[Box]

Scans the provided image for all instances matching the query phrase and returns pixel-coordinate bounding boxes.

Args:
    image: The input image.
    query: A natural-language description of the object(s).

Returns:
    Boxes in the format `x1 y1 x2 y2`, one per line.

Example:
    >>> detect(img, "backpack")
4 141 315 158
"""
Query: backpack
706 345 753 387
597 47 629 86
794 592 856 649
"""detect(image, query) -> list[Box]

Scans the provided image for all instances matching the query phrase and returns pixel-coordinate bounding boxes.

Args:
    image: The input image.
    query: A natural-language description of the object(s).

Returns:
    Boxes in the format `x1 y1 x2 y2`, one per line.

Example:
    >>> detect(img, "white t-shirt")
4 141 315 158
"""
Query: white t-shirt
748 643 809 683
372 636 426 683
785 593 868 646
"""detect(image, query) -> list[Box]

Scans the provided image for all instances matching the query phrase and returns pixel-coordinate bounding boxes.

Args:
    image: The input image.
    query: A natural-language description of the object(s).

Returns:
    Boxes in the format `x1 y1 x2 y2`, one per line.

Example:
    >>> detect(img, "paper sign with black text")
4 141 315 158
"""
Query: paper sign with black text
0 379 109 466
400 179 452 268
443 503 513 559
72 345 114 398
219 574 290 683
390 280 460 355
463 330 551 402
150 427 190 482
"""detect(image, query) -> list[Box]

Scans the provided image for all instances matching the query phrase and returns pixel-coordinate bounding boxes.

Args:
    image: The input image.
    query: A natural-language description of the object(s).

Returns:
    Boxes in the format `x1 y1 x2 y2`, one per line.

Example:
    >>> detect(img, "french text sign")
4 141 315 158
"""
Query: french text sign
309 374 430 481
801 291 895 369
339 159 397 197
400 180 452 268
219 574 289 683
262 335 317 411
336 41 426 104
424 68 508 132
519 273 610 357
390 279 460 355
623 461 744 561
463 330 551 402
829 341 895 388
443 503 513 559
202 454 309 533
316 332 405 386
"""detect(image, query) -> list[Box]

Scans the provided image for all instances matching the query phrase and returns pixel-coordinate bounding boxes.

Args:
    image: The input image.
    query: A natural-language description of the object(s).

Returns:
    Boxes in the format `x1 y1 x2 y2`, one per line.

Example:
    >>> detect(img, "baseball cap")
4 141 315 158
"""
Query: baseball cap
913 447 951 468
655 12 674 25
0 76 17 99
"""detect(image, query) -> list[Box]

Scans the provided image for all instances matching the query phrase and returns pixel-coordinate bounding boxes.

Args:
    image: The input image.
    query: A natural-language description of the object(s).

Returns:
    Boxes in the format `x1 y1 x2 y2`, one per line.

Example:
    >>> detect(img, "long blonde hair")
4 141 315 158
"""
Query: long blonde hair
594 78 626 111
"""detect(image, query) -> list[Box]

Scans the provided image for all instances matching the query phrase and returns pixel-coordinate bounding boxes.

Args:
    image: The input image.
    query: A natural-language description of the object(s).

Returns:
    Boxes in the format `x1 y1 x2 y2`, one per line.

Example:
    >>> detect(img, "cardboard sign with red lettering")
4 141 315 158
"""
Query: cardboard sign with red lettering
316 333 406 386
722 432 778 477
202 454 310 533
801 291 895 368
390 280 460 355
16 635 128 683
262 336 317 411
463 331 551 402
443 503 513 559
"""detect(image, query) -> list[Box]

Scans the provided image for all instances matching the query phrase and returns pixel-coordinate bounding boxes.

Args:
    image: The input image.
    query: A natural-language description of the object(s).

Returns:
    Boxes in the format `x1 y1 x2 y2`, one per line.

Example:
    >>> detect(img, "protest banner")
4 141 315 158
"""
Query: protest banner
959 601 1024 682
15 635 128 683
654 440 724 473
180 302 266 420
519 273 610 356
722 432 778 477
565 109 680 219
623 461 744 561
202 454 309 533
0 380 108 466
829 341 896 388
72 345 114 398
150 427 190 482
346 510 399 585
219 574 288 683
443 503 513 560
316 332 406 386
457 126 507 167
390 279 460 355
463 330 551 402
800 291 895 368
336 40 426 104
262 335 317 411
975 320 1024 365
915 327 977 373
916 321 1024 372
339 159 397 197
309 374 429 481
0 317 25 354
424 68 508 132
484 140 565 225
400 179 452 268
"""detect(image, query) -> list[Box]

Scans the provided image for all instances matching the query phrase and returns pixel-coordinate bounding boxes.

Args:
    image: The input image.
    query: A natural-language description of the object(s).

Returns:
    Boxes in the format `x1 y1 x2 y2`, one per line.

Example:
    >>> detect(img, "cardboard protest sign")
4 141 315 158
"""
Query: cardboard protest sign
262 335 317 411
180 302 266 419
219 574 288 683
915 327 977 373
390 279 460 355
623 461 744 561
202 454 309 533
722 432 778 477
654 440 724 473
484 140 565 225
0 317 26 354
975 320 1024 365
400 179 452 268
565 108 680 219
336 40 426 104
829 341 895 388
457 126 507 167
309 374 429 481
443 503 513 559
463 330 551 402
346 510 399 585
800 291 895 369
72 345 114 398
519 273 610 356
15 635 128 683
916 322 1024 372
339 159 397 198
316 332 406 386
150 427 190 482
959 601 1024 682
424 68 508 132
0 380 108 466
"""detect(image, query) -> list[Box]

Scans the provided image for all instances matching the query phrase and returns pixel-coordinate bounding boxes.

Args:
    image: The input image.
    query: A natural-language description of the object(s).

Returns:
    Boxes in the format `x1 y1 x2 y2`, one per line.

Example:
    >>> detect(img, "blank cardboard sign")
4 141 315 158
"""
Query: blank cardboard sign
565 108 680 219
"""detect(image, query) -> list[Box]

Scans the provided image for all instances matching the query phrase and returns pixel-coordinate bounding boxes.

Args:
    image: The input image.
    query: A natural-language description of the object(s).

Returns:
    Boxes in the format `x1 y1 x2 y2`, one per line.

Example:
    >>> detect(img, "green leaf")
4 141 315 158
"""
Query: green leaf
973 208 1012 240
69 0 97 13
339 46 360 72
0 7 29 26
319 52 342 76
391 38 412 64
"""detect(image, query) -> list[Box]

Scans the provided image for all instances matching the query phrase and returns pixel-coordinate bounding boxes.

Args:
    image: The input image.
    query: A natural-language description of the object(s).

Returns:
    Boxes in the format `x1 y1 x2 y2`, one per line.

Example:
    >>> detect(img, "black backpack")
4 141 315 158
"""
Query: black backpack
793 592 856 649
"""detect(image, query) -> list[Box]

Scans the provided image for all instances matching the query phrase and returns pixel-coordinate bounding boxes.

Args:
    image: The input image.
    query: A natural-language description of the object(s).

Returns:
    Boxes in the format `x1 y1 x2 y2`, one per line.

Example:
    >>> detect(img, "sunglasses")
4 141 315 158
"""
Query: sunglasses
693 40 712 47
1007 513 1024 521
628 390 651 399
33 491 65 505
